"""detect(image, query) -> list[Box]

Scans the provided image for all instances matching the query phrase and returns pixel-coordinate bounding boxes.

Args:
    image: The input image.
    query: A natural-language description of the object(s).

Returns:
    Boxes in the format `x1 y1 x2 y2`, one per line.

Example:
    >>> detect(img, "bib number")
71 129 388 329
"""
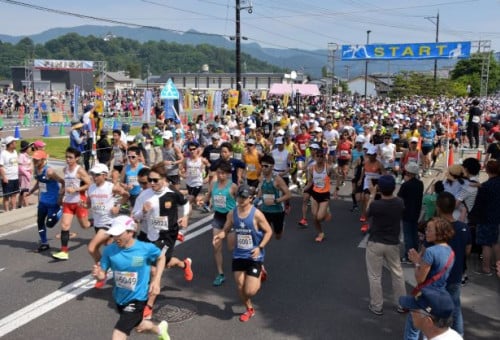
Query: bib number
151 217 169 231
115 271 138 291
237 234 253 250
214 195 226 209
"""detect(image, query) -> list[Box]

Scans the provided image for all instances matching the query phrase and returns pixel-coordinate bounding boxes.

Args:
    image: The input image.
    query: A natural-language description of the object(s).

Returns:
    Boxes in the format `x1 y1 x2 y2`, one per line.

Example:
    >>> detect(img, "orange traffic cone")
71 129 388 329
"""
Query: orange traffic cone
447 146 454 167
476 150 482 161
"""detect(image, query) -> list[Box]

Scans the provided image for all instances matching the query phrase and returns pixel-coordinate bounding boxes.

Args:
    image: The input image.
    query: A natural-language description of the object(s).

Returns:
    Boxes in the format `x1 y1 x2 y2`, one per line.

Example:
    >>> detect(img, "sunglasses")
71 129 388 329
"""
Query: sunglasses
147 177 161 183
188 148 196 151
91 173 104 176
128 155 136 159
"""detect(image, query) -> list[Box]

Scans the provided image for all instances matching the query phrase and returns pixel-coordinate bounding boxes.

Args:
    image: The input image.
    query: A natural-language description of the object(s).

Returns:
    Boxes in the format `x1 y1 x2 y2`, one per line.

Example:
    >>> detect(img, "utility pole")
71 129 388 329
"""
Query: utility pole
344 65 351 81
364 30 371 102
425 11 440 85
235 0 241 104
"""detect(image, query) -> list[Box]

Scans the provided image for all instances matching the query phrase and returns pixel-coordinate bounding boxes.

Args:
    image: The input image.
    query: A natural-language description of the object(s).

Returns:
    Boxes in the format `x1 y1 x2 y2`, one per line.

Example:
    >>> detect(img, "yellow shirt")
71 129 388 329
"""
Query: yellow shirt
243 149 261 180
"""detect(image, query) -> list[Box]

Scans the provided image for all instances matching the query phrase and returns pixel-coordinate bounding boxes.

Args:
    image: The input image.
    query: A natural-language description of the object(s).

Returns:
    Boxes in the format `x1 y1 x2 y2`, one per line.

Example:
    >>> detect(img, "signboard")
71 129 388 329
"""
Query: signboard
341 41 471 60
34 59 94 70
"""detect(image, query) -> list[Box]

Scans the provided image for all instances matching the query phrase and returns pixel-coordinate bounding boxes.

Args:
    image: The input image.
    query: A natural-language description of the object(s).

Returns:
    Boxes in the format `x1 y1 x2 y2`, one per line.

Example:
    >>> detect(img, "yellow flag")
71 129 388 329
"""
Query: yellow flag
228 90 239 109
206 92 214 113
283 94 289 108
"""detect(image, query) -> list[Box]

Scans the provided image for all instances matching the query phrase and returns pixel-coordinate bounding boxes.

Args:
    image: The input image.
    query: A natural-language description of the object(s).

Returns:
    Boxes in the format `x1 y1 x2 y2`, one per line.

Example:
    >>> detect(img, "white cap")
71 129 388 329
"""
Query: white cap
90 163 109 174
393 124 400 129
232 130 241 137
106 215 137 236
246 138 256 145
275 137 284 145
355 135 365 143
162 131 173 139
366 146 378 155
363 142 373 150
410 137 419 143
126 135 135 143
425 120 432 126
4 136 18 145
277 129 285 136
314 126 323 133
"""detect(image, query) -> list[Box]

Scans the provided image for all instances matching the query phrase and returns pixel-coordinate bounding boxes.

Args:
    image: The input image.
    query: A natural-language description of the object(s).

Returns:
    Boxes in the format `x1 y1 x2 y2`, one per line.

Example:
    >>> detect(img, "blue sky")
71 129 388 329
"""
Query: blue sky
1 0 499 51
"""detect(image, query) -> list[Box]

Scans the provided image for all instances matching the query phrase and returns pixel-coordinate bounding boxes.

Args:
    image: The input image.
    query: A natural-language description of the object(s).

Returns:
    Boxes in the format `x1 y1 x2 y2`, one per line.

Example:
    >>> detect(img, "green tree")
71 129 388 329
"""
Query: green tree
450 53 500 96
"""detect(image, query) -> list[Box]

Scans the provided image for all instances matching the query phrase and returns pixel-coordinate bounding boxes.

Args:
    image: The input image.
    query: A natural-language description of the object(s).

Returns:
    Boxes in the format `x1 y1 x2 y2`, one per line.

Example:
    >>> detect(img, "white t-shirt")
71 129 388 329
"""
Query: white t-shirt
429 327 463 340
0 150 19 180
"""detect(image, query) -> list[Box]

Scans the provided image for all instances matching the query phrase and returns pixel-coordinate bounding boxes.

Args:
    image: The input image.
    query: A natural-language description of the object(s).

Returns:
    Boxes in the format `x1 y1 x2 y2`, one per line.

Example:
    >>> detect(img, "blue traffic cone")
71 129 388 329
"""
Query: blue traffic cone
14 125 21 139
113 119 120 130
43 124 50 137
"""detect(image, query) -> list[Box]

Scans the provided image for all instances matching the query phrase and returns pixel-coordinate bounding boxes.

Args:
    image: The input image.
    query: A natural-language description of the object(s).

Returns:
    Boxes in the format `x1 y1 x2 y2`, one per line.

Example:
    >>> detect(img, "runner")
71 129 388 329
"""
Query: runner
302 147 335 242
87 163 130 288
256 154 291 240
420 121 437 176
335 130 353 198
110 129 127 184
0 136 19 212
350 136 365 212
213 184 273 322
209 142 246 185
359 146 385 233
91 215 170 340
205 160 237 286
52 147 92 261
27 150 64 253
242 138 262 189
181 142 210 210
132 163 192 320
161 130 184 191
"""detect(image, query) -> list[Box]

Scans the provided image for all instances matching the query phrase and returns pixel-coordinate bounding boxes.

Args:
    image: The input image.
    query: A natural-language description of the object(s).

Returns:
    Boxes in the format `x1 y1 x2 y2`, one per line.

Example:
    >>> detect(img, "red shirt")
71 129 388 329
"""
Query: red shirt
337 140 353 160
295 133 311 156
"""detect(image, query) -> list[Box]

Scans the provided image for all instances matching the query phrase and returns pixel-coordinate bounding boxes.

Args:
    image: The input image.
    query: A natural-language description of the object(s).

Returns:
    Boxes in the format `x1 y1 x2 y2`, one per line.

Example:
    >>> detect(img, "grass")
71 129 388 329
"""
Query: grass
24 127 142 160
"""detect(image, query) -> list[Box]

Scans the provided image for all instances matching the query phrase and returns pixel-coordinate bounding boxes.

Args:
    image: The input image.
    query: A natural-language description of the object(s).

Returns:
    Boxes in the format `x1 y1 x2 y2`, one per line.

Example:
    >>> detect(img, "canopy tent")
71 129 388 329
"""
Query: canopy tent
268 83 320 96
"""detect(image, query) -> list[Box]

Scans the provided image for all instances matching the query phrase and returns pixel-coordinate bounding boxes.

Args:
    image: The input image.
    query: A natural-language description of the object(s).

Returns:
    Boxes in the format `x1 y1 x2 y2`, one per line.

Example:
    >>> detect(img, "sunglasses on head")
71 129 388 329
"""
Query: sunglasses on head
147 177 161 183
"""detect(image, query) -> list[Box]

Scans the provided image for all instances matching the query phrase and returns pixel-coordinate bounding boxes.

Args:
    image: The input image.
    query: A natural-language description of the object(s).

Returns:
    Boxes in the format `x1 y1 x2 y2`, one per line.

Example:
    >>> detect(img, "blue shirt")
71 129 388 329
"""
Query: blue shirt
447 221 471 284
232 206 264 262
125 163 144 196
422 244 454 289
35 166 60 204
100 240 161 305
420 129 436 147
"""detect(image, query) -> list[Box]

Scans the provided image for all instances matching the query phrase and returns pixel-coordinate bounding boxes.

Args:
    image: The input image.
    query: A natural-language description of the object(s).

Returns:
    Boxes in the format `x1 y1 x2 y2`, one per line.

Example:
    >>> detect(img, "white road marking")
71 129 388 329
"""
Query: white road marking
0 214 214 337
0 224 36 239
0 268 5 273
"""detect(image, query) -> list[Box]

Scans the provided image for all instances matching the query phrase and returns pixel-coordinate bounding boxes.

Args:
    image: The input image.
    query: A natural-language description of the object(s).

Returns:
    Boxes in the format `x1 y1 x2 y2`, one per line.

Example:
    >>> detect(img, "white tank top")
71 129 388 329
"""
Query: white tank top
185 158 203 187
272 149 289 172
88 181 114 227
64 165 81 203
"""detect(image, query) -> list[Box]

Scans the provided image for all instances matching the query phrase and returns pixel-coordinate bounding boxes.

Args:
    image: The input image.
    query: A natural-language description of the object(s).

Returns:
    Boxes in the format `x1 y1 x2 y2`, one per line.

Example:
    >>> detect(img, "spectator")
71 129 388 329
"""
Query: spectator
18 140 33 208
422 180 444 222
0 136 20 211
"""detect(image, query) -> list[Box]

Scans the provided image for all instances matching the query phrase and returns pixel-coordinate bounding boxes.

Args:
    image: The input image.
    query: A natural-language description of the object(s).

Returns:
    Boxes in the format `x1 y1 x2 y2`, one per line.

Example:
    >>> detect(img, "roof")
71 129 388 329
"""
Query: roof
105 71 132 82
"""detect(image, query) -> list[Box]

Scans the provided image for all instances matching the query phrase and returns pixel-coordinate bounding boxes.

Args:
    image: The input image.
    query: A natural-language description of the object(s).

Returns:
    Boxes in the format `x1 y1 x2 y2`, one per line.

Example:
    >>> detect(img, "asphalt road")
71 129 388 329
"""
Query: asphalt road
1 189 499 340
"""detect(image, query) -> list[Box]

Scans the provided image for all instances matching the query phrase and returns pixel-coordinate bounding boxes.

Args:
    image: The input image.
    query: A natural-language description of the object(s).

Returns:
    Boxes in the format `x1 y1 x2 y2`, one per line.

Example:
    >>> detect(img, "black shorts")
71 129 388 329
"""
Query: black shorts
337 159 350 167
311 190 330 203
186 185 202 197
167 175 180 185
2 179 19 197
115 300 146 335
113 165 124 173
263 211 285 235
138 230 177 262
421 146 433 155
246 178 259 188
232 258 262 278
212 211 228 229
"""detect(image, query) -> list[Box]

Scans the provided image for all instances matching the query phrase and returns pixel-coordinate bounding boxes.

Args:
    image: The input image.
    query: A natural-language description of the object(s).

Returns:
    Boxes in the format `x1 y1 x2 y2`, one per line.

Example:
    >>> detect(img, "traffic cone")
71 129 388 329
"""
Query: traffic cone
14 125 21 139
476 150 482 161
59 123 65 136
0 116 4 129
23 115 29 127
43 124 50 137
447 146 454 166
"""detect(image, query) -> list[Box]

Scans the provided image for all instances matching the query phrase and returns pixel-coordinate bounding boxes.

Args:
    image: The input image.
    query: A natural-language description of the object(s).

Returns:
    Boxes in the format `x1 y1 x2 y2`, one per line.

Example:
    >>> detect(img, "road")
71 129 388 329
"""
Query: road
1 184 499 339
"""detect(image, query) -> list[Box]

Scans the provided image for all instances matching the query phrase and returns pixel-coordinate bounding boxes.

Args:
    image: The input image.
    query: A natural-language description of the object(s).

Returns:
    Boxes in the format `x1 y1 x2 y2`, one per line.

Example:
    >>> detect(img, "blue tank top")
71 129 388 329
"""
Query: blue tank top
125 163 144 196
35 166 60 204
421 129 436 147
260 176 282 213
351 148 364 163
211 180 236 213
232 206 264 261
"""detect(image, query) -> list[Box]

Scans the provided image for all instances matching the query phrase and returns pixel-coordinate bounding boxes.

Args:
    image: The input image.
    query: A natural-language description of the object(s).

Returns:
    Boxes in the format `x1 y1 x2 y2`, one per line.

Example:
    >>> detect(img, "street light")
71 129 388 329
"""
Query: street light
235 0 253 104
364 30 371 102
328 42 338 108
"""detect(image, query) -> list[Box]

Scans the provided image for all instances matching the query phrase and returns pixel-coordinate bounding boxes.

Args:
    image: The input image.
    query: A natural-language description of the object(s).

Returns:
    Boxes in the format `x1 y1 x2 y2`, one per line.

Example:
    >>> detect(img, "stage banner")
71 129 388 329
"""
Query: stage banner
341 41 471 60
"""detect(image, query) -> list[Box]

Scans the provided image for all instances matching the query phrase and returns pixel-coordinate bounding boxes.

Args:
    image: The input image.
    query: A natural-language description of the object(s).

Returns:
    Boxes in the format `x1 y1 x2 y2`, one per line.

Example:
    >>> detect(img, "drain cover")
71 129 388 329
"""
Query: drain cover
154 297 197 323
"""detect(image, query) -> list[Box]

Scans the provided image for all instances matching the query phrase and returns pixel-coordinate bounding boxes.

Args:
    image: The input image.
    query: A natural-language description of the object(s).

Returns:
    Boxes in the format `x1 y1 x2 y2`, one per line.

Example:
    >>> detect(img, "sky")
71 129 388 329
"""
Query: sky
0 0 499 52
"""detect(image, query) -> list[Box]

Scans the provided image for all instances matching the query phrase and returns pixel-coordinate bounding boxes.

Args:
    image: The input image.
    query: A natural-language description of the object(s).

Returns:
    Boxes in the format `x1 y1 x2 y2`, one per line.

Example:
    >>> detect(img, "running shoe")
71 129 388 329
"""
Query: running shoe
400 257 412 265
315 233 325 243
359 216 367 222
158 320 170 340
143 305 153 320
94 274 107 289
184 258 193 281
239 308 255 322
368 304 383 316
360 223 369 233
396 305 408 314
261 265 268 282
177 232 185 242
51 251 69 260
298 218 308 227
213 274 225 286
36 243 50 253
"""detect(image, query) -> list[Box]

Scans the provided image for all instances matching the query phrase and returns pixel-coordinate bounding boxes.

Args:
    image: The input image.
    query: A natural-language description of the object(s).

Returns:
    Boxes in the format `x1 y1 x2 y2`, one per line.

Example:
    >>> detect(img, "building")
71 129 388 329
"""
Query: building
346 76 378 97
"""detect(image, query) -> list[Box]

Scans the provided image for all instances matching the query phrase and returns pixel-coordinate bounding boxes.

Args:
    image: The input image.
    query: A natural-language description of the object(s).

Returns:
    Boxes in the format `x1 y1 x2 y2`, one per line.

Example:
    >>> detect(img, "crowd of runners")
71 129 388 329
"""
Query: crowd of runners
2 91 500 339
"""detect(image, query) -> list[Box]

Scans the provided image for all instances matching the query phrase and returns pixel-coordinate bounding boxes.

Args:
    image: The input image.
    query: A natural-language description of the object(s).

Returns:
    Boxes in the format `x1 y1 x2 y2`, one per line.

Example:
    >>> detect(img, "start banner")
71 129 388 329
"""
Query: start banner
341 41 471 60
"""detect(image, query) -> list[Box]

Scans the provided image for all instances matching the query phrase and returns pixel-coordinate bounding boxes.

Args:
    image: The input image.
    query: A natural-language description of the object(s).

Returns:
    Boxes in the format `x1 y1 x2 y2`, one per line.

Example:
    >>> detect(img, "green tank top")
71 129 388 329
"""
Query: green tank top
260 175 283 213
211 180 236 213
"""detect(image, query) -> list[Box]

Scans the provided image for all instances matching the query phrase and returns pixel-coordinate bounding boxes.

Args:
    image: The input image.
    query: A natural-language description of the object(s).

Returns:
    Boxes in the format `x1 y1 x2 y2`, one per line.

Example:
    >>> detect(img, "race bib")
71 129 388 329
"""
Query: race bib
115 271 138 291
214 195 226 208
262 194 275 202
340 150 349 157
187 167 199 177
151 216 169 231
247 164 256 172
209 153 220 161
92 202 107 214
128 176 138 186
472 116 480 123
314 178 325 188
299 143 306 150
39 182 47 193
233 152 242 160
237 234 253 250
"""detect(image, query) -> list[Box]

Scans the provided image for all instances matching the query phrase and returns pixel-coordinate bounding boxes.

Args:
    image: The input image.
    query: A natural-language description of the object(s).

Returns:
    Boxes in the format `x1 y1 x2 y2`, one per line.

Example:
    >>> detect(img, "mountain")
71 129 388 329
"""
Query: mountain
0 25 458 79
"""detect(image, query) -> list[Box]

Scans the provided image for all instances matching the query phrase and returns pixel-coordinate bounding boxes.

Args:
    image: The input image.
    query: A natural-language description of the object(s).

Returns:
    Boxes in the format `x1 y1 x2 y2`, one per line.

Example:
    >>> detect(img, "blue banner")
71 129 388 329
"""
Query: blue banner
341 41 471 60
164 99 176 120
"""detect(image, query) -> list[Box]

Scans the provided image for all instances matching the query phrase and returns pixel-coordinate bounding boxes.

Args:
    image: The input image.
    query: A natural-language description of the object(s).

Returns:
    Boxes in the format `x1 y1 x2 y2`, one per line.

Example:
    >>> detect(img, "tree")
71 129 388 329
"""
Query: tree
450 53 500 96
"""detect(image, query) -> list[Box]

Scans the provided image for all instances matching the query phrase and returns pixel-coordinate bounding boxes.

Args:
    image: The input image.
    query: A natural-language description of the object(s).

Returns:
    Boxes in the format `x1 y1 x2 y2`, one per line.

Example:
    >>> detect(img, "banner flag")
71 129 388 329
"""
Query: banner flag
73 85 80 120
143 90 153 123
283 94 289 108
214 91 222 117
164 99 176 121
341 41 471 60
228 90 239 109
206 92 214 113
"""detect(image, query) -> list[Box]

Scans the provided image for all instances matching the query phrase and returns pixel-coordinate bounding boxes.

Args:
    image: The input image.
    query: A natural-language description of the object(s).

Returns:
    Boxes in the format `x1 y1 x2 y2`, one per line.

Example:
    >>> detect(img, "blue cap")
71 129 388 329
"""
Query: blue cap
378 175 395 192
399 287 454 319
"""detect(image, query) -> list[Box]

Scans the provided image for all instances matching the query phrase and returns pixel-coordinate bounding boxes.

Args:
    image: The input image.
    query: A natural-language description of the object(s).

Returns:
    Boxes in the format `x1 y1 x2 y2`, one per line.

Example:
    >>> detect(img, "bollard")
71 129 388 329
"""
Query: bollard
447 145 454 167
23 115 29 127
14 125 21 139
113 119 120 130
59 123 65 136
43 124 50 137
